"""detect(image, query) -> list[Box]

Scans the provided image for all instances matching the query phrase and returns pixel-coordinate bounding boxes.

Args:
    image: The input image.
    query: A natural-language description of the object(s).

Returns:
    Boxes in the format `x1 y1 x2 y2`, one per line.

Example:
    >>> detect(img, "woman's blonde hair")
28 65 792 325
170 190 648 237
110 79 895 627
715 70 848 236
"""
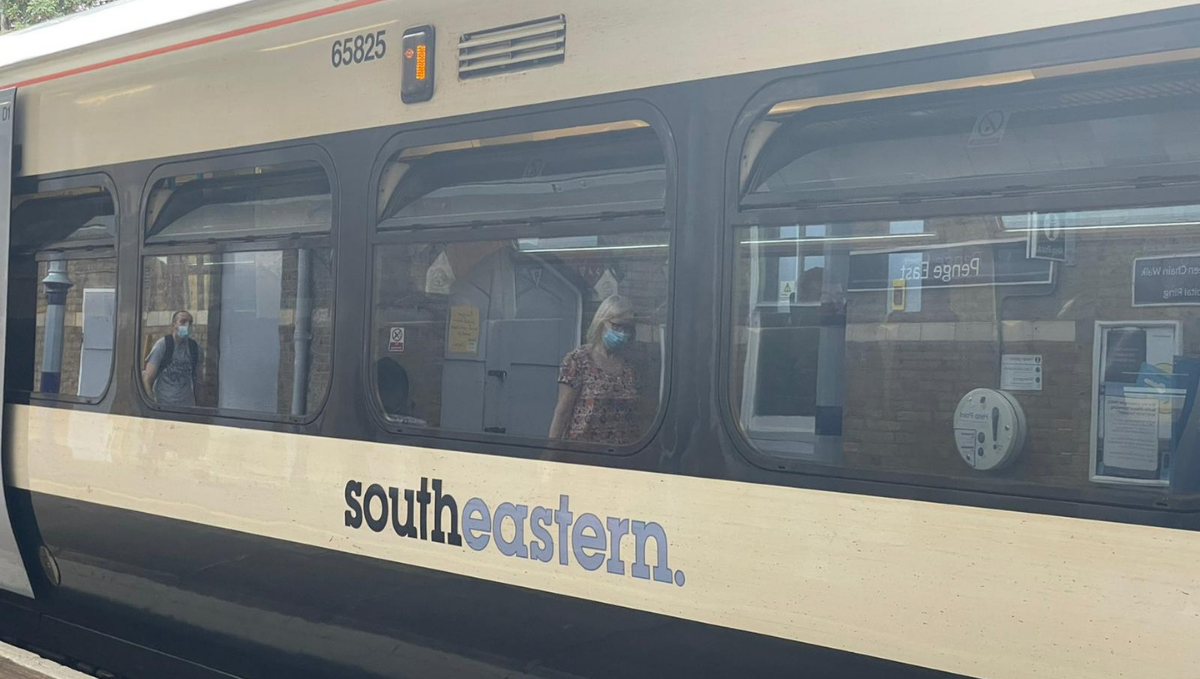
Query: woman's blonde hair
586 295 635 346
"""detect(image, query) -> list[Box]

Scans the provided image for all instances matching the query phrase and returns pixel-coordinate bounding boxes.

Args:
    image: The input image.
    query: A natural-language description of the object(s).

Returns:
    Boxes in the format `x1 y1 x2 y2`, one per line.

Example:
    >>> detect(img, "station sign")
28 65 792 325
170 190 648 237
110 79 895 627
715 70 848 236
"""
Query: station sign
1026 212 1069 262
1132 253 1200 307
848 239 1054 292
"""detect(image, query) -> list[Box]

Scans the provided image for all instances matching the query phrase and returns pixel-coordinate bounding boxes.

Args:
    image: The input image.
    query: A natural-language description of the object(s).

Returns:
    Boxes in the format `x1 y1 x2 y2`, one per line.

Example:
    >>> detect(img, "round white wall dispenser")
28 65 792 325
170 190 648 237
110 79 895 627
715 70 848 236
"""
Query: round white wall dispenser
953 388 1027 471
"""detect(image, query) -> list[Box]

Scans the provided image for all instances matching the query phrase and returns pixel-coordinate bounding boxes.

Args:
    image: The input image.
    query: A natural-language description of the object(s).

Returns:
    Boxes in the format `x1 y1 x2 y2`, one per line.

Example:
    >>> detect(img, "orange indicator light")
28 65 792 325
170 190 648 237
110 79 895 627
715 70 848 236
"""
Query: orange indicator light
401 25 435 103
415 44 427 80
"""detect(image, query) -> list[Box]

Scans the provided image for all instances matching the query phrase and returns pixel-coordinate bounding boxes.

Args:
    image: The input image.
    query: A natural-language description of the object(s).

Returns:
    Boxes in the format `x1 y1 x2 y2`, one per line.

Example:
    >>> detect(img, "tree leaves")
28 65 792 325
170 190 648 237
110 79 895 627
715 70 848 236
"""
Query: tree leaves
1 0 115 31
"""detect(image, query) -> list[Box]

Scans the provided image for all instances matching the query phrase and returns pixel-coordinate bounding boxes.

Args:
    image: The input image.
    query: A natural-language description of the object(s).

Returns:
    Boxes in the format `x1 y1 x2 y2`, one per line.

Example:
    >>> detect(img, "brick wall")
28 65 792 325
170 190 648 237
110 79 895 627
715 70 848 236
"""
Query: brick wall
140 248 333 414
275 248 335 414
32 257 117 397
839 219 1200 488
734 216 1200 490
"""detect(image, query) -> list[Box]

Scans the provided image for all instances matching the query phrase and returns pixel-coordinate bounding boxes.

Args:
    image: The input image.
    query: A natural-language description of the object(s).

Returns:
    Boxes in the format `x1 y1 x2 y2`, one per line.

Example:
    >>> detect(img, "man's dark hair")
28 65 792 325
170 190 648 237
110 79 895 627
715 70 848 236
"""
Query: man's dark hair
171 310 193 324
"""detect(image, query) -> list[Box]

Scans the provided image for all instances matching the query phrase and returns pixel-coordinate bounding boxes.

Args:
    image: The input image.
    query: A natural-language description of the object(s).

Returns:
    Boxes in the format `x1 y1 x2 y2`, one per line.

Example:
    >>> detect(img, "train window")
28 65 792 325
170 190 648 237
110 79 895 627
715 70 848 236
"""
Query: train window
742 77 1200 208
371 123 669 449
146 161 331 243
6 186 117 400
377 122 665 227
139 160 334 417
731 70 1200 504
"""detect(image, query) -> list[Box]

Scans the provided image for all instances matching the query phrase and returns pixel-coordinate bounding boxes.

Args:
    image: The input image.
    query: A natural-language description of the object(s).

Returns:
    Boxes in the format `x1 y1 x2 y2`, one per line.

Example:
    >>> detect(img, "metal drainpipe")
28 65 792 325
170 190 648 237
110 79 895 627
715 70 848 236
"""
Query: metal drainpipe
290 248 313 416
814 232 849 465
40 259 73 394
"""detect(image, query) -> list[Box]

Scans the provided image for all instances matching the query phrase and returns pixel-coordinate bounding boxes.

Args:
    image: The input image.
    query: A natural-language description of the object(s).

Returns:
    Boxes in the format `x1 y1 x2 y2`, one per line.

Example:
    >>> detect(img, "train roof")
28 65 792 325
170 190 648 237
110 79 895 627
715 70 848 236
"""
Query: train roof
4 0 1196 177
0 0 257 71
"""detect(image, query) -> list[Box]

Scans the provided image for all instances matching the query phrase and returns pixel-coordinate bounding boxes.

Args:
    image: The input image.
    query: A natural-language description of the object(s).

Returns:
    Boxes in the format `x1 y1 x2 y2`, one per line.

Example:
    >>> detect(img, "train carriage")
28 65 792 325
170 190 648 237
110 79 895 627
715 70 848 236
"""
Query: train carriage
0 1 1197 678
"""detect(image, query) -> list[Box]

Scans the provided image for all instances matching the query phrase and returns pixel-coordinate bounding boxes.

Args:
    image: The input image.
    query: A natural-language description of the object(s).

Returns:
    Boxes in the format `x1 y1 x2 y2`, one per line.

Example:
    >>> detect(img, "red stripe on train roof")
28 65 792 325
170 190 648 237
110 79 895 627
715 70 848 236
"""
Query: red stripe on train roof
3 0 392 90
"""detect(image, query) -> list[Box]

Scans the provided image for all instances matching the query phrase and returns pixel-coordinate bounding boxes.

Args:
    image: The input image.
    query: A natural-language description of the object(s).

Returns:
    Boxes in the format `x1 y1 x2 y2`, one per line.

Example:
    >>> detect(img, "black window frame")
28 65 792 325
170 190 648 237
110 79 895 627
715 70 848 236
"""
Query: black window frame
377 124 668 228
722 61 1200 515
135 145 338 425
9 172 120 406
739 87 1200 212
366 99 677 456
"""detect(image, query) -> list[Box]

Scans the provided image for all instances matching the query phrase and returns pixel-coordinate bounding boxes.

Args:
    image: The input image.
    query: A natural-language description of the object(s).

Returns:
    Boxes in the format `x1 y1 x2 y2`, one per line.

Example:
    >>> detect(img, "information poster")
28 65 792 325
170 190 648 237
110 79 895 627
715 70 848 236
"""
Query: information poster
1101 390 1161 473
1102 328 1146 383
1093 322 1182 484
1000 354 1042 391
448 305 480 354
388 327 405 353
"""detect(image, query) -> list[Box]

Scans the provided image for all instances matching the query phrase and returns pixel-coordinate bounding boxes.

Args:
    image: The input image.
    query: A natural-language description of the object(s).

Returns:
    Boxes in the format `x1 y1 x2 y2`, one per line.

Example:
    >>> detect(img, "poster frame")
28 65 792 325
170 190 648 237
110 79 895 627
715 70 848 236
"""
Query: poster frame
1089 320 1182 487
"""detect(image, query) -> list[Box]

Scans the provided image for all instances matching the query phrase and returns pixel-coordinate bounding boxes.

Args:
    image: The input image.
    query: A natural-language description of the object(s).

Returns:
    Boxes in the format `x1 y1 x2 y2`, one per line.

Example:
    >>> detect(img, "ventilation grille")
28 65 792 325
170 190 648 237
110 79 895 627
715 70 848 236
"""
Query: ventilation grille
459 15 566 80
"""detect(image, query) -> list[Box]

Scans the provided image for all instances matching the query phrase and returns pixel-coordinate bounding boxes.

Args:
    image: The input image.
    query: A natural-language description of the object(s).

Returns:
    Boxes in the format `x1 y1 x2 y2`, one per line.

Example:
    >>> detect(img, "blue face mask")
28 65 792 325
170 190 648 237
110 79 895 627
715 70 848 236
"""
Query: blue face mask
177 324 191 339
602 328 629 351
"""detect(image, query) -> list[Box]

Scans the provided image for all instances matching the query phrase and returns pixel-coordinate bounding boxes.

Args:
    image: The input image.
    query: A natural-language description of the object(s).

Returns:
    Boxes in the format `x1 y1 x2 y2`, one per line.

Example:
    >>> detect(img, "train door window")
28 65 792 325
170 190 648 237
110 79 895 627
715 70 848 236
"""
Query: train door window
735 223 839 458
730 66 1200 506
6 183 117 400
371 122 670 450
139 156 334 418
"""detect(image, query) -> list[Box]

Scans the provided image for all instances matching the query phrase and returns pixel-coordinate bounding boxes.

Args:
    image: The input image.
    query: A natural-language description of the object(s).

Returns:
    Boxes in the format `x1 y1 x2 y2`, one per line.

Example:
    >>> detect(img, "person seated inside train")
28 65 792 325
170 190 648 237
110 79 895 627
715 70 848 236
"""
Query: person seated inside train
377 357 427 426
549 295 643 446
142 310 201 406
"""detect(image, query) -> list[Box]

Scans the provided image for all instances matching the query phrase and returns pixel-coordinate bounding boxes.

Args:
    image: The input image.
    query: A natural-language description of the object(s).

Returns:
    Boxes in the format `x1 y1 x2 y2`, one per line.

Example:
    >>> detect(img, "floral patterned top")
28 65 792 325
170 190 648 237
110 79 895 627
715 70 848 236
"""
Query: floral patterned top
558 346 640 445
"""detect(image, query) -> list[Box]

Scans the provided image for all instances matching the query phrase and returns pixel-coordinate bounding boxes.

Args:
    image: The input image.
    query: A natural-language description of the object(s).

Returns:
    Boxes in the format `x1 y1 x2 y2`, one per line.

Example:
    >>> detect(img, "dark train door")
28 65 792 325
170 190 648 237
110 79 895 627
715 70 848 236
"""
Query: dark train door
0 87 34 599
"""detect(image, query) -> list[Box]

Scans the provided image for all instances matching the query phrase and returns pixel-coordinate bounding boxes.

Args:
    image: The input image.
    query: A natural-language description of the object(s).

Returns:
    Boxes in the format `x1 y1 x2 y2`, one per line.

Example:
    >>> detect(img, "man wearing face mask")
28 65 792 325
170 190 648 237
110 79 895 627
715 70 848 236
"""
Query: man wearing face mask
549 295 642 446
143 310 202 406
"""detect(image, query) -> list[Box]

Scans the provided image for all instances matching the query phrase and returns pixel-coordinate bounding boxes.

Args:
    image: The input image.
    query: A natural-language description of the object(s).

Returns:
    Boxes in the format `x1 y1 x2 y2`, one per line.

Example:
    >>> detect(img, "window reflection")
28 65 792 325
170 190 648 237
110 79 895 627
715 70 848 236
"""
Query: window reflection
371 232 668 446
734 73 1200 500
380 126 666 226
139 250 334 415
732 209 1200 493
139 159 335 416
33 258 116 398
6 188 117 399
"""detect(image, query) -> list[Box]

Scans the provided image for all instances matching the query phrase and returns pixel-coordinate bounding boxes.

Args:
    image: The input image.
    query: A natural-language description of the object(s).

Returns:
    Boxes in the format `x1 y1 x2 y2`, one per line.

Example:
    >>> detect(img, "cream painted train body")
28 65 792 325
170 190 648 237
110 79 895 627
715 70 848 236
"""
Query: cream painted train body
0 1 1198 678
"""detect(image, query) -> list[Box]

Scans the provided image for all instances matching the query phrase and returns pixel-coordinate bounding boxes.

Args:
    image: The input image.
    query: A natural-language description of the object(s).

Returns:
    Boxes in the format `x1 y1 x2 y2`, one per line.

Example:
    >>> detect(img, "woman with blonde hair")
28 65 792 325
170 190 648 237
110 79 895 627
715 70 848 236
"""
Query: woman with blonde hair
549 294 641 445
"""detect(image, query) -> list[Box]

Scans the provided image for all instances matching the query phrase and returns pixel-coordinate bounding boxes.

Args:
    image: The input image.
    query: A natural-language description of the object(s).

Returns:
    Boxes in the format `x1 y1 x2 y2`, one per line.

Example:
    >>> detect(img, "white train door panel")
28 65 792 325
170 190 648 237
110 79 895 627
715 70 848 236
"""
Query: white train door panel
77 288 116 398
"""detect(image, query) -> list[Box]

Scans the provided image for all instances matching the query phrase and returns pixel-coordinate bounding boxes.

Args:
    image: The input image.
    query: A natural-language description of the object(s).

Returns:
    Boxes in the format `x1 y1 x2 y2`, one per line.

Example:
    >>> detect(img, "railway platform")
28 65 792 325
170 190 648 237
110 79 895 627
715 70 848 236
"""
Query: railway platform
0 643 92 679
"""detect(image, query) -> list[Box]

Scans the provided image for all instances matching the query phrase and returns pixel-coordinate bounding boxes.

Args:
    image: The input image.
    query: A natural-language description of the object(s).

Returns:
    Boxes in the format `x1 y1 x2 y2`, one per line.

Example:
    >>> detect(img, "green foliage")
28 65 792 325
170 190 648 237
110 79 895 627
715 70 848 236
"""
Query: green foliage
1 0 115 31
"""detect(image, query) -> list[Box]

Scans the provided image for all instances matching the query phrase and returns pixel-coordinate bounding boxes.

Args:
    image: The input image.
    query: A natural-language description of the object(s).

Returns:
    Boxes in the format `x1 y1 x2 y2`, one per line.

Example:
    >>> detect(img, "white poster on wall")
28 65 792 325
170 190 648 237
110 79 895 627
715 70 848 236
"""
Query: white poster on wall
1091 321 1182 486
1102 394 1161 472
1000 354 1042 391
